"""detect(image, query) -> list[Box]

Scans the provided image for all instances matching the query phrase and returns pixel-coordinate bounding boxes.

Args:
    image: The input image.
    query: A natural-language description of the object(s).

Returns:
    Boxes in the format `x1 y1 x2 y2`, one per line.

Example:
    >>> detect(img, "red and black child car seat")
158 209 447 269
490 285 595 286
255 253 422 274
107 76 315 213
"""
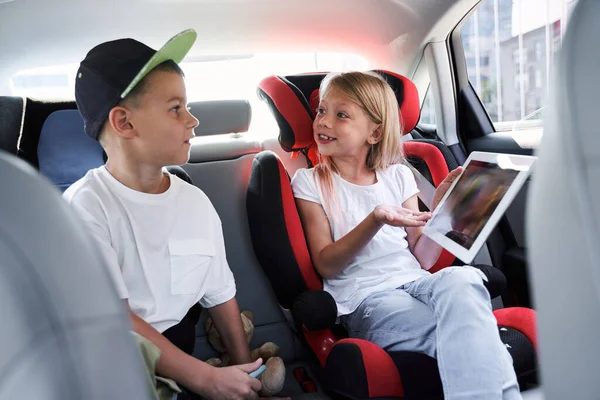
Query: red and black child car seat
246 70 538 399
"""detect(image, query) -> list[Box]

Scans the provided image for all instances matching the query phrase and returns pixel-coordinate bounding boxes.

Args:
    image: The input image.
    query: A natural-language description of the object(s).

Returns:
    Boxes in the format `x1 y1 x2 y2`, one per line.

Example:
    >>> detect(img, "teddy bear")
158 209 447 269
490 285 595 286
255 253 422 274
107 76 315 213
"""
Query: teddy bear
204 310 286 397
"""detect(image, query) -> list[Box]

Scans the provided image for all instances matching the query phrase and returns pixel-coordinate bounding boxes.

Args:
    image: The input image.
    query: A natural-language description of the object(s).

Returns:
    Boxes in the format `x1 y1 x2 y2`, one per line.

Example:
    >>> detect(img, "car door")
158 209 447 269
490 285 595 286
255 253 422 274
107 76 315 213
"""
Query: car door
420 0 579 308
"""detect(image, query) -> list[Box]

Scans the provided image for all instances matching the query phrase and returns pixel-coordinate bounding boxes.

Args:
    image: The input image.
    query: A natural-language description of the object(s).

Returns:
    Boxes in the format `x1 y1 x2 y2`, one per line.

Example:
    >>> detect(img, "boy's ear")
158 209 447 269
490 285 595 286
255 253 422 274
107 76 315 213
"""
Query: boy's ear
368 125 383 144
107 106 136 139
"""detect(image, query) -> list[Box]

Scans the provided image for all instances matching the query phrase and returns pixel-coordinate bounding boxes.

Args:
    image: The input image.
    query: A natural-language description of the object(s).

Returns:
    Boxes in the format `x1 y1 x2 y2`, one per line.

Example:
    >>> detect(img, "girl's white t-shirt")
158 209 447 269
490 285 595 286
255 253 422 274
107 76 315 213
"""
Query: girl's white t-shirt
291 164 430 316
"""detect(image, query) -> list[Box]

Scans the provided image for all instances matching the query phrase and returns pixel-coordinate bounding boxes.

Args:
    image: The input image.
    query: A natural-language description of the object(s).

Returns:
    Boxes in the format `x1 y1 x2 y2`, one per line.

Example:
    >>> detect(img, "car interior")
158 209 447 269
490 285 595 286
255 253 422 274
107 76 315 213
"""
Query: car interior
0 0 592 399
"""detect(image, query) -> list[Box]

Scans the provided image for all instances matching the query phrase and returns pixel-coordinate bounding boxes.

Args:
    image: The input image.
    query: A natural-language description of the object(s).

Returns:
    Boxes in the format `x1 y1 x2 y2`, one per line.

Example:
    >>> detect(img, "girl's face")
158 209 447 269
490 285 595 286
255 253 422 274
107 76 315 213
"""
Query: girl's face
313 89 380 160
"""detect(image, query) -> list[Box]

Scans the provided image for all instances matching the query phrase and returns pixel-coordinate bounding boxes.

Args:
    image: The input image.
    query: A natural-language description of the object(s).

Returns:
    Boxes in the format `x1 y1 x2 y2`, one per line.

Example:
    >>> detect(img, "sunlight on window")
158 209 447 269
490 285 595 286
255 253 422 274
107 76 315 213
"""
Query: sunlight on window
460 0 578 132
180 53 369 137
9 63 79 100
420 86 436 126
9 52 369 139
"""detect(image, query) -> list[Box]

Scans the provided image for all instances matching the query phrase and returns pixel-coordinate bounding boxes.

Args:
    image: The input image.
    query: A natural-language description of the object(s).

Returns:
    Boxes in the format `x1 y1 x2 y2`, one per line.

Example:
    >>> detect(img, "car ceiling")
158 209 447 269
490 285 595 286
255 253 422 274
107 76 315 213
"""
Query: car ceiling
0 0 479 94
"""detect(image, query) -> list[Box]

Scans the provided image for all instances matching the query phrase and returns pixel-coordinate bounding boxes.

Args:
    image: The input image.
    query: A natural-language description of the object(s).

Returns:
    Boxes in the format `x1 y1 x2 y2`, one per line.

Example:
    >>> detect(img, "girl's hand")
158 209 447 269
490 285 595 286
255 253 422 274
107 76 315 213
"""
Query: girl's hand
373 205 431 227
431 167 463 211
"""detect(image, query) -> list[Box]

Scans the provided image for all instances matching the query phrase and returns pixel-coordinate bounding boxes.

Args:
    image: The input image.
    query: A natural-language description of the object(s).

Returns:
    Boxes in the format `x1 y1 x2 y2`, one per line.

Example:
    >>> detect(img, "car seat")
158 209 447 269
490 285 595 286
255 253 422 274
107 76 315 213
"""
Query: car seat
246 70 538 399
526 0 599 398
0 150 152 399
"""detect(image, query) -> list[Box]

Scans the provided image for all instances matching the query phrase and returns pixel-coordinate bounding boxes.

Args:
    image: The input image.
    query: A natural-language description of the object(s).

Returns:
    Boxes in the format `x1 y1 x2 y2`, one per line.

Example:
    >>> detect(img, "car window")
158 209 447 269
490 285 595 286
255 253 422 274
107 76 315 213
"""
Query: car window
420 85 437 126
459 0 579 134
9 52 370 138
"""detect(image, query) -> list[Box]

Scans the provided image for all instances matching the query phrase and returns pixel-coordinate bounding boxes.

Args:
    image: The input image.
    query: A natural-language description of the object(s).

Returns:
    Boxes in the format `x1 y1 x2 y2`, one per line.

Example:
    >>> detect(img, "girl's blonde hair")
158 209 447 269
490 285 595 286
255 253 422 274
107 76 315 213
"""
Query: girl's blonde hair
313 71 407 221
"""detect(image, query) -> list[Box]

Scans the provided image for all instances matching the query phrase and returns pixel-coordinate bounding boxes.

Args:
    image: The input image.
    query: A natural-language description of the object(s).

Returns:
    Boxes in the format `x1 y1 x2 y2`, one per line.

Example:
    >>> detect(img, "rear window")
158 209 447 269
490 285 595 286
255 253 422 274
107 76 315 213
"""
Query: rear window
9 53 370 137
9 64 78 100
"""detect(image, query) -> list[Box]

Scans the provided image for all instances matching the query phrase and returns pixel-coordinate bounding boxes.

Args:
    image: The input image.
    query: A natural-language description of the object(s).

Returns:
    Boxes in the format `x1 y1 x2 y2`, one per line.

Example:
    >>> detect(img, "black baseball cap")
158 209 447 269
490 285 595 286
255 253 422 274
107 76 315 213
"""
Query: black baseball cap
75 29 197 140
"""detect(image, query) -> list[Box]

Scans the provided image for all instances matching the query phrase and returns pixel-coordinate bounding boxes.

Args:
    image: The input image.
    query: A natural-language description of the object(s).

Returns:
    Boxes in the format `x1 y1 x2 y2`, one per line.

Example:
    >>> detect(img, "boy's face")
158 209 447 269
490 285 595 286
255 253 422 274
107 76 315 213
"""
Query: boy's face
124 69 198 167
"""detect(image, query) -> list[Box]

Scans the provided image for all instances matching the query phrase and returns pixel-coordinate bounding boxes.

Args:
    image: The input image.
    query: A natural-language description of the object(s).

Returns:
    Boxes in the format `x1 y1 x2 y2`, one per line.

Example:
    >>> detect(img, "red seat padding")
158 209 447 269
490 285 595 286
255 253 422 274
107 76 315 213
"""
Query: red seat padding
323 339 406 399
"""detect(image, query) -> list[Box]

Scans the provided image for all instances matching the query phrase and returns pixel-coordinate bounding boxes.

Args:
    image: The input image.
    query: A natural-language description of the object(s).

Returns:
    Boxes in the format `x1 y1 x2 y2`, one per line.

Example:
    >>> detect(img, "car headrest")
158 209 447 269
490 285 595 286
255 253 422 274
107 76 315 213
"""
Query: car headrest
526 0 600 398
0 150 150 398
37 110 104 192
188 100 252 136
0 96 24 155
257 70 420 163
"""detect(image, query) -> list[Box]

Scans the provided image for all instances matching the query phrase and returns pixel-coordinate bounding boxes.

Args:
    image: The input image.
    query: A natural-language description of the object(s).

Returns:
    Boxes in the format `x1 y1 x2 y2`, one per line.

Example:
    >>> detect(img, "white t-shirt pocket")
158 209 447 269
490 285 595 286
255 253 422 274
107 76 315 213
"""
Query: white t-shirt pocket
168 239 215 295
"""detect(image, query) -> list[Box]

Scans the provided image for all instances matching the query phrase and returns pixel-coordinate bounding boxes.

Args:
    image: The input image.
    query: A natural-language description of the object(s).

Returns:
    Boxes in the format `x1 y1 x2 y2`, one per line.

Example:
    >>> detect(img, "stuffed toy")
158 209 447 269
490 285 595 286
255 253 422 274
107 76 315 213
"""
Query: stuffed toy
205 311 286 396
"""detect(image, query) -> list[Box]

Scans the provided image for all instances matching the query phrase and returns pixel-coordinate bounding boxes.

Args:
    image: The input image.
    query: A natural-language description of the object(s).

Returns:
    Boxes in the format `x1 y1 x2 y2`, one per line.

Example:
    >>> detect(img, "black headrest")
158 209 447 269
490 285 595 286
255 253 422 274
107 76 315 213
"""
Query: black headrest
0 96 24 155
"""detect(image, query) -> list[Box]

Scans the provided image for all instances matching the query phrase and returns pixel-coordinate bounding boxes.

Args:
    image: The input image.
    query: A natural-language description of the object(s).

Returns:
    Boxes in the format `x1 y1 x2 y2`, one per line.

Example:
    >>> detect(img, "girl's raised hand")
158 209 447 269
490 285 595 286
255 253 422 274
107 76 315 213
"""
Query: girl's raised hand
431 167 463 211
373 205 431 227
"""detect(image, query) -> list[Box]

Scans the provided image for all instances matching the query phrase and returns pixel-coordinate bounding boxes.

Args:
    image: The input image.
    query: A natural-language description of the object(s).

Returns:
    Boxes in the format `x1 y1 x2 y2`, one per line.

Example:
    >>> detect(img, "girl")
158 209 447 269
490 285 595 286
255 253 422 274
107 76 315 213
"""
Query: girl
291 71 520 400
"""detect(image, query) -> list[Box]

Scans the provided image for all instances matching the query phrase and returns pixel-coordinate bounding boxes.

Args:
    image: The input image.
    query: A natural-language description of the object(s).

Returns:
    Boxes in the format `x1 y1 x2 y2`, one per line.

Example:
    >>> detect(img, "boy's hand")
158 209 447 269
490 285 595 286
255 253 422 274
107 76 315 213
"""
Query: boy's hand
197 359 263 400
431 167 463 211
373 205 431 227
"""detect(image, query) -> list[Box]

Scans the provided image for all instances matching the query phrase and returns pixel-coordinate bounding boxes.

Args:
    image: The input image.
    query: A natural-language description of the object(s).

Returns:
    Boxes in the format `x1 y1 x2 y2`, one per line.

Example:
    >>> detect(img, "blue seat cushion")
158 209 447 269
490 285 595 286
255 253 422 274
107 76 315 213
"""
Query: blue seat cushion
37 110 104 192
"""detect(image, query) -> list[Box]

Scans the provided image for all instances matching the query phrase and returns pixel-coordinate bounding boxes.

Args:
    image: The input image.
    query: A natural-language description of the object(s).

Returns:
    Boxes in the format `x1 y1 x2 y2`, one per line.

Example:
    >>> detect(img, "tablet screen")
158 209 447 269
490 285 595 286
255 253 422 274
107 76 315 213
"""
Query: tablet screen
427 160 520 250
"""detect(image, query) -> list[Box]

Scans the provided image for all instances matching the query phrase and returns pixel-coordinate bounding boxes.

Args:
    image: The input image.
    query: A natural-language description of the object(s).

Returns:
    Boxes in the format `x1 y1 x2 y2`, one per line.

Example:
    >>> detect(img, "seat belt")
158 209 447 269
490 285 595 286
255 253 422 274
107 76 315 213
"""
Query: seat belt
400 134 437 211
413 167 436 211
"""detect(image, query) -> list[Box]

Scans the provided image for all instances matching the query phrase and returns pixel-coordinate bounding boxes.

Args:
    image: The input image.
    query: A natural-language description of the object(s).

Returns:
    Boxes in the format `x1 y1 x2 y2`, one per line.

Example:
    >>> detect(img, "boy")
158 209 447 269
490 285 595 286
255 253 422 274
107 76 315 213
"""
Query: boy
64 29 263 400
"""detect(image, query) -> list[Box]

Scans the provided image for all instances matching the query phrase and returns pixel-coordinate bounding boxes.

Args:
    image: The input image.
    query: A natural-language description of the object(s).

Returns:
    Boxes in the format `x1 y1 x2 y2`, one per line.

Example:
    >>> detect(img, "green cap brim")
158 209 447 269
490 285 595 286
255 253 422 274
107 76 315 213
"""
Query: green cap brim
121 29 197 98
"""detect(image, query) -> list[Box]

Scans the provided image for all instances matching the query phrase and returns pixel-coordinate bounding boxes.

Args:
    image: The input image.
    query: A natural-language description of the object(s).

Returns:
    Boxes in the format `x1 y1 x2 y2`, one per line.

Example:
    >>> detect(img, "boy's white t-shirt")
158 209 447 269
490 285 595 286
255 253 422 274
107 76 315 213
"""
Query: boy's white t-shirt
291 164 430 316
63 166 236 333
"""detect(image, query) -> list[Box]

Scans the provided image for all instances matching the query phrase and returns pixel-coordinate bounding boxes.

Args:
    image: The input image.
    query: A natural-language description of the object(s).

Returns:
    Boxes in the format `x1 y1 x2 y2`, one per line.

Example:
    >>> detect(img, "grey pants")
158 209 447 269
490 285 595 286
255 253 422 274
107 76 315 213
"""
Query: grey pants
341 266 521 400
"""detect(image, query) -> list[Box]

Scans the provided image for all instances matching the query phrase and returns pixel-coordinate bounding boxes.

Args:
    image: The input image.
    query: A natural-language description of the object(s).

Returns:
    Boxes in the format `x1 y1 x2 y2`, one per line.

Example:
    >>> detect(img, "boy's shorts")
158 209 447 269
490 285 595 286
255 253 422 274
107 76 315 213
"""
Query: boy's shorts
133 332 181 400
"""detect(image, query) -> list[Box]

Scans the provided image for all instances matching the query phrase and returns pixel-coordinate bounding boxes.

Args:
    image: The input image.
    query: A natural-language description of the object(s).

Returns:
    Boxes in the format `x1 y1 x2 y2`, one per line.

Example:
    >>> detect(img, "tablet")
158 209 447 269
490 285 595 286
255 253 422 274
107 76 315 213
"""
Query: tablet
422 151 536 264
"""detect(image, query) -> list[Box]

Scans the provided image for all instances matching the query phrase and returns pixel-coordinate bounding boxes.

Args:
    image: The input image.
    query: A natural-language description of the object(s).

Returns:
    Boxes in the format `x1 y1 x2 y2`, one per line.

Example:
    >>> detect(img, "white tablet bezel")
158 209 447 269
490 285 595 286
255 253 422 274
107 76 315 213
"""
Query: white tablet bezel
422 151 536 264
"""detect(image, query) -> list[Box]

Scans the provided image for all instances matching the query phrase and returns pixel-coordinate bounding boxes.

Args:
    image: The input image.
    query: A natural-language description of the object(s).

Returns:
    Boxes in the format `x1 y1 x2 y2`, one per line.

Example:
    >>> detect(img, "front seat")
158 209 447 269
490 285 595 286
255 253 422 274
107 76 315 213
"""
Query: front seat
0 150 151 399
526 0 600 399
